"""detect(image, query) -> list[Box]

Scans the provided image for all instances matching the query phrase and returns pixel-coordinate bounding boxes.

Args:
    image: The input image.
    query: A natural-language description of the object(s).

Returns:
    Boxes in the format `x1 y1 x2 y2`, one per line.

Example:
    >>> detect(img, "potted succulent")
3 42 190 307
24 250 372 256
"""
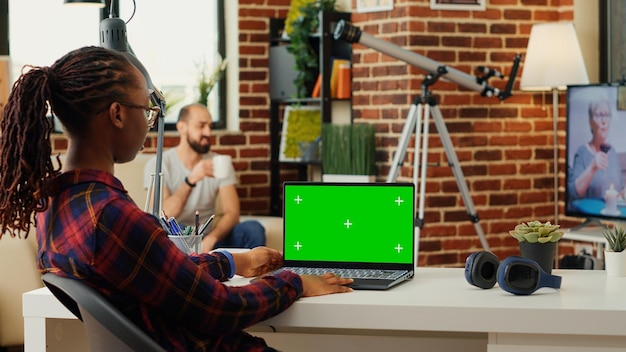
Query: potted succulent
509 220 564 274
321 123 376 182
603 226 626 276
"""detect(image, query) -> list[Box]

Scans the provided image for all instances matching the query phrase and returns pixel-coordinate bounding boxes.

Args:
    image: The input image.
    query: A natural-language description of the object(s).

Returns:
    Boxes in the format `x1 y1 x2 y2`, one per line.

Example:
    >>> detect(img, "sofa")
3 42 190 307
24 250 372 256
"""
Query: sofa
123 153 283 250
0 153 283 349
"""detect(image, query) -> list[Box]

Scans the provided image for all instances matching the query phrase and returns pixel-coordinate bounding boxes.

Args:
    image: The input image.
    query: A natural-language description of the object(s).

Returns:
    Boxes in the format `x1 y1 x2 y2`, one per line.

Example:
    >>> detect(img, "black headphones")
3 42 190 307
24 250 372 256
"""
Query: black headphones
464 251 501 289
465 251 563 295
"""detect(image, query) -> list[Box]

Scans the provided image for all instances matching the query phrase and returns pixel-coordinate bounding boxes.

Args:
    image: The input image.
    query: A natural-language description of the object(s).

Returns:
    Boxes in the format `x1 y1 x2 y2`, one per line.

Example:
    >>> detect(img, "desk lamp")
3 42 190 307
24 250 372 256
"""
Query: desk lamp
520 22 589 225
99 1 167 216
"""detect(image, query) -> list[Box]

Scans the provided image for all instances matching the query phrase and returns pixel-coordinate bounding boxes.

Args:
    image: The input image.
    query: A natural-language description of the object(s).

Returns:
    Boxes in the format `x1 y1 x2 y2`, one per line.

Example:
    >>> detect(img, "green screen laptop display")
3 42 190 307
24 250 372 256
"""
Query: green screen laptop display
283 182 415 266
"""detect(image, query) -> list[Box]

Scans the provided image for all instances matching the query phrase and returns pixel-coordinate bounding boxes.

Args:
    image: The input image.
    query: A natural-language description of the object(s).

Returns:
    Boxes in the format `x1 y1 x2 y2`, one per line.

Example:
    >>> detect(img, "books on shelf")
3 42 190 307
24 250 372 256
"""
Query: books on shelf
312 74 322 98
310 58 351 99
330 58 344 98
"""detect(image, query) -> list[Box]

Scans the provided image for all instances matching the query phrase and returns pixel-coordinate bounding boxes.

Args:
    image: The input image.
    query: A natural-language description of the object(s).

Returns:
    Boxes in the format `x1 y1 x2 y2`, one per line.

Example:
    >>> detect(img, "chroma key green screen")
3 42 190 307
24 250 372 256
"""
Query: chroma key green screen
283 183 415 264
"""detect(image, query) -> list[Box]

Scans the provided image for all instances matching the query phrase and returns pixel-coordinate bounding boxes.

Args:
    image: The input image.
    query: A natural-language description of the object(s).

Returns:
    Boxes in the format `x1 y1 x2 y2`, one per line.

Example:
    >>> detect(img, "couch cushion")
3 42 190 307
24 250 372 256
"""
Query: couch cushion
240 215 283 251
0 230 42 346
116 153 152 208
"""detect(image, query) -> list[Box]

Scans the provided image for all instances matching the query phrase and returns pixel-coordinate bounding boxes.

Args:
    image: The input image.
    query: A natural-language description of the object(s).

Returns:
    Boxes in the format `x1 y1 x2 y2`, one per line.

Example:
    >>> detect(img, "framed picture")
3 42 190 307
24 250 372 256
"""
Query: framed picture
356 0 394 13
0 56 10 117
430 0 486 11
279 105 322 162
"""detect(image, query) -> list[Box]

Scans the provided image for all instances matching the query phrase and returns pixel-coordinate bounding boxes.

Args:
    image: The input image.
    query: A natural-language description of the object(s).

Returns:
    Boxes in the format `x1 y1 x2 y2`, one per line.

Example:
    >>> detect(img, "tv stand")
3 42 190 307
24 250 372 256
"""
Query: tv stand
568 218 608 232
563 218 608 267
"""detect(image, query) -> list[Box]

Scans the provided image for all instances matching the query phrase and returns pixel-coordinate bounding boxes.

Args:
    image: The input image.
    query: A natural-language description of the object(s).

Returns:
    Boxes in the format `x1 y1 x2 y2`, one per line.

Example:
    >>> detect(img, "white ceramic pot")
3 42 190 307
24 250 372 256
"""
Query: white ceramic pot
604 250 626 277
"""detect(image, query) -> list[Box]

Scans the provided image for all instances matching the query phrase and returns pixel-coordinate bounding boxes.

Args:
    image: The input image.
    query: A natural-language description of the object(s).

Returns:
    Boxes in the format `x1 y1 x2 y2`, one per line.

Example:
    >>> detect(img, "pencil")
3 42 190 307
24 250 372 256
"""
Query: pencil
195 210 200 236
198 214 216 236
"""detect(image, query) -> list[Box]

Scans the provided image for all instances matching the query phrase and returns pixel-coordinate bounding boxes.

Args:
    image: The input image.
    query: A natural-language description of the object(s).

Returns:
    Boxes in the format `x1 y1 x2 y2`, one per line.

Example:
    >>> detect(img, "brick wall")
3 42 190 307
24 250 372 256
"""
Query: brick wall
347 0 580 266
52 0 584 266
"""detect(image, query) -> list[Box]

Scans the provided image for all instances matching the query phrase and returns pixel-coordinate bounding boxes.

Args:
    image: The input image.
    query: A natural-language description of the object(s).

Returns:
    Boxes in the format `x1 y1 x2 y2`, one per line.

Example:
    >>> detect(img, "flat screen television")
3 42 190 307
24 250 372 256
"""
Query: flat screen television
565 83 626 228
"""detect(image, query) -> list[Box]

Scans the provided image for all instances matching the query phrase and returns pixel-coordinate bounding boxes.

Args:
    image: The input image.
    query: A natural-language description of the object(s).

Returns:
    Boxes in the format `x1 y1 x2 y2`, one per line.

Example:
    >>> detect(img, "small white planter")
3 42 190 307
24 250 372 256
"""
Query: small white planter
604 250 626 277
322 174 376 183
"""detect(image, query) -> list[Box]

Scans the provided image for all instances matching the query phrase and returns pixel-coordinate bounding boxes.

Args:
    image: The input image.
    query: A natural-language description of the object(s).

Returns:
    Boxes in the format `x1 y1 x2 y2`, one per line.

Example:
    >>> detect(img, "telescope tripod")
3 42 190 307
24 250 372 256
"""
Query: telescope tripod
387 77 490 252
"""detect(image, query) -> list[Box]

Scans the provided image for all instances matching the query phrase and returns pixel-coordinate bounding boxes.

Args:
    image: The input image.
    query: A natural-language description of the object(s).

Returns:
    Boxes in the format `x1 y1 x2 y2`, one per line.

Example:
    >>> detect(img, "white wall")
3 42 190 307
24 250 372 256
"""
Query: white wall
575 0 600 83
225 1 240 131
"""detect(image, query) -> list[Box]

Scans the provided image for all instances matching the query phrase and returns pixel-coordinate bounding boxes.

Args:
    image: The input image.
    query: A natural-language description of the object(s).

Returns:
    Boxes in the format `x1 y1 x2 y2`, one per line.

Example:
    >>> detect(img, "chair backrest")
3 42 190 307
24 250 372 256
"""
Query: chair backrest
41 273 165 352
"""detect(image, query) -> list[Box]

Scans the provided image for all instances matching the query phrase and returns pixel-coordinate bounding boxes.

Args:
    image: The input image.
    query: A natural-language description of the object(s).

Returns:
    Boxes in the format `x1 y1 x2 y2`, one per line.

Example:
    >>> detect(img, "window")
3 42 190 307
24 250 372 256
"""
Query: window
8 1 101 79
119 0 226 129
7 0 226 129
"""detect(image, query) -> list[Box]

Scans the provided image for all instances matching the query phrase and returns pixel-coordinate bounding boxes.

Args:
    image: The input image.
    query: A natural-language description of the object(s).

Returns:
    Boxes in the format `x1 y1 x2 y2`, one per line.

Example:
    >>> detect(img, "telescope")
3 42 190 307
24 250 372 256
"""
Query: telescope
333 20 522 252
334 20 520 100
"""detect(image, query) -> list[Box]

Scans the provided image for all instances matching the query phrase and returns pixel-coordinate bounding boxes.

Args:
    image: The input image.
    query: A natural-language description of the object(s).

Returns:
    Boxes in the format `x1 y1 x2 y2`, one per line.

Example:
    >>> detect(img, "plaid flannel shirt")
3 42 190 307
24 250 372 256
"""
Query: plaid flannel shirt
37 169 302 351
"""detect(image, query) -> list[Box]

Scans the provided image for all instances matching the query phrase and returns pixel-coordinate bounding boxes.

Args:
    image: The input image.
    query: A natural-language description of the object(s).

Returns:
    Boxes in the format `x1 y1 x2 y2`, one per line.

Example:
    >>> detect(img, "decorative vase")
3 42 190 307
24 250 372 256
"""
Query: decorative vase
604 251 626 277
519 241 557 274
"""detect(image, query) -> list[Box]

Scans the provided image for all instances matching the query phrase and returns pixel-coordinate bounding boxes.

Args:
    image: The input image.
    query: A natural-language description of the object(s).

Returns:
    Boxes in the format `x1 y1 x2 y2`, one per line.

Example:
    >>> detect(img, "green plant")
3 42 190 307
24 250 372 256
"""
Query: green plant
604 226 626 252
509 220 564 243
197 55 228 106
286 0 336 98
163 89 186 115
322 123 376 175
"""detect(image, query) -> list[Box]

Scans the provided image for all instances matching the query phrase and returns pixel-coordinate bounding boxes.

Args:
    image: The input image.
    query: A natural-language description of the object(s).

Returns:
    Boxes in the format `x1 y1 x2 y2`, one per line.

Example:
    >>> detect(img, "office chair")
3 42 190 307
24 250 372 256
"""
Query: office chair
41 273 165 352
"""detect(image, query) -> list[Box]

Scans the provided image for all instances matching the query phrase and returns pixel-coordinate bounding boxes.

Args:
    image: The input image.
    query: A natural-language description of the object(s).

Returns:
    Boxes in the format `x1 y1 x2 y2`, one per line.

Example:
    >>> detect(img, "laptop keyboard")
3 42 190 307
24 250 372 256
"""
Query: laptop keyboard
281 267 407 280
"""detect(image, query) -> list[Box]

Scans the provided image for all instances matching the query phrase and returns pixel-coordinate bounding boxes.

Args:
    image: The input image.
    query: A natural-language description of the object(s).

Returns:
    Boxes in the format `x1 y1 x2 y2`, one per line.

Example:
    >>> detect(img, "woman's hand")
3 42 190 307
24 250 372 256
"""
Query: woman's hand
593 151 609 172
231 247 283 277
300 273 354 297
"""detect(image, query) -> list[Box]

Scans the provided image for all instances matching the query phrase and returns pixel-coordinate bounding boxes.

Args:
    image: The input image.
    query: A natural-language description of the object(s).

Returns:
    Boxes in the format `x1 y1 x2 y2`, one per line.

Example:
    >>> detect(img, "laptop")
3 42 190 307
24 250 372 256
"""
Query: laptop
280 182 416 290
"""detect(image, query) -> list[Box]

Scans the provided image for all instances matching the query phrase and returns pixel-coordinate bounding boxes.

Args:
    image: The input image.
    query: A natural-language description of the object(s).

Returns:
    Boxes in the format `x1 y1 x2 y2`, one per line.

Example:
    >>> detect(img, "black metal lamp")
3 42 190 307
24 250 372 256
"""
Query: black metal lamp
63 0 105 7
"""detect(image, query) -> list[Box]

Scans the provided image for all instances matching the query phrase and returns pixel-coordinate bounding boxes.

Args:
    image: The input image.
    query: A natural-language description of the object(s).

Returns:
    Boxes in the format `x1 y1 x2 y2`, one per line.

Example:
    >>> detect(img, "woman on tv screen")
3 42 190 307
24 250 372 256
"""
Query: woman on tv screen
567 85 625 218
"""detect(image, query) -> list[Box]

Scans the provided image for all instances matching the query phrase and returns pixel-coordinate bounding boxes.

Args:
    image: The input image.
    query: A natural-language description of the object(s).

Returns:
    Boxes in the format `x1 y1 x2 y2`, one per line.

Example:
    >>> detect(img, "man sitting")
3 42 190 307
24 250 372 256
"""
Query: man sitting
144 103 265 252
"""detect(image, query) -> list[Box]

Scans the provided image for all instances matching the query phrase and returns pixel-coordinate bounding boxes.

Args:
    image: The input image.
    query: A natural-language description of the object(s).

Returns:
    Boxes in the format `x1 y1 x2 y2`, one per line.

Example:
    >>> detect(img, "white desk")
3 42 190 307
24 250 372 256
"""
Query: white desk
24 268 626 352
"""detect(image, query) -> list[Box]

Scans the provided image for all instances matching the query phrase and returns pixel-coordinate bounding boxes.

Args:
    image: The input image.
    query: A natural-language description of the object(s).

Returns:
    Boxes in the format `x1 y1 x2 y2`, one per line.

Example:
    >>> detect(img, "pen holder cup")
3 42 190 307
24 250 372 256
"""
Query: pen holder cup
168 234 202 255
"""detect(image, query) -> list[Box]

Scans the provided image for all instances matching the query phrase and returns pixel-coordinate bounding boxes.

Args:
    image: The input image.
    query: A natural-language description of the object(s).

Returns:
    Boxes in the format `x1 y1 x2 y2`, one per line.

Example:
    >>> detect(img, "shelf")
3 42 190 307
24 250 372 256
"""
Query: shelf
273 160 322 166
268 11 352 216
270 97 322 104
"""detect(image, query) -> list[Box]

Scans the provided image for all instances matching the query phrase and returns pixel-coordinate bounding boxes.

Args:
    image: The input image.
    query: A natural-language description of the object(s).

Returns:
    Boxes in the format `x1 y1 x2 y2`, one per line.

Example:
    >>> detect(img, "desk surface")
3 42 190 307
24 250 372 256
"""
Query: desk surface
24 268 626 338
232 268 626 337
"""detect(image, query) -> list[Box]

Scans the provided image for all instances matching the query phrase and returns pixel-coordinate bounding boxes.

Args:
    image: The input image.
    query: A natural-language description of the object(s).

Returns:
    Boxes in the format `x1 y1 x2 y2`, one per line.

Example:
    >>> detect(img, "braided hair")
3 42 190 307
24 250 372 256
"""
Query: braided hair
0 46 136 239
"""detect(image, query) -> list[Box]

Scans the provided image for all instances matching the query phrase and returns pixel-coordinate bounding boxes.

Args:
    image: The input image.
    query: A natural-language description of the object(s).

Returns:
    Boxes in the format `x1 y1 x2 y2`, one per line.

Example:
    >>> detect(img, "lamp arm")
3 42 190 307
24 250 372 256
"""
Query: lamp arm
100 15 167 216
334 20 520 101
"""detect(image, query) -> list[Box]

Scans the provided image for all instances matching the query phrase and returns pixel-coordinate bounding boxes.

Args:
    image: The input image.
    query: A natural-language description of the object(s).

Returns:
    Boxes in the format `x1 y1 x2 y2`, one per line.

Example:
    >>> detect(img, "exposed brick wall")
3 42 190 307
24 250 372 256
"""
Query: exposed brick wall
347 0 579 266
51 0 587 267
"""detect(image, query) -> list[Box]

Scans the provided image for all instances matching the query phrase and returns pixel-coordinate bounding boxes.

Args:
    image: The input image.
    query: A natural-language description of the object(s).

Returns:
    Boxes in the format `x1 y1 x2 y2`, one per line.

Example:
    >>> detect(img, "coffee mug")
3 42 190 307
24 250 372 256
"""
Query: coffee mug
213 155 232 179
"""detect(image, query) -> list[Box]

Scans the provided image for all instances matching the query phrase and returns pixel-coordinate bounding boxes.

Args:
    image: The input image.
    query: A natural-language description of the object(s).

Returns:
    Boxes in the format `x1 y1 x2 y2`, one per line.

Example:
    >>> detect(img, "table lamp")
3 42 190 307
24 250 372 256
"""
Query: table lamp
520 22 589 224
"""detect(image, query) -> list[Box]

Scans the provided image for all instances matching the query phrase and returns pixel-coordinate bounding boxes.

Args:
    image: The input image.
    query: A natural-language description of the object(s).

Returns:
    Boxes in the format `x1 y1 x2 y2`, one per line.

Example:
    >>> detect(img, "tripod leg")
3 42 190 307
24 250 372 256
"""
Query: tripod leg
413 103 429 266
416 104 429 230
430 105 491 251
386 101 420 183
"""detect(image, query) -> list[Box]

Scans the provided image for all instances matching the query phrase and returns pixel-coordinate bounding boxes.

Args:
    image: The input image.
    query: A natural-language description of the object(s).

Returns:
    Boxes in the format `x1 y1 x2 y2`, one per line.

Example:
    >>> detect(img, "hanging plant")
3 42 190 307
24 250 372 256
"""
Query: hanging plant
286 0 336 99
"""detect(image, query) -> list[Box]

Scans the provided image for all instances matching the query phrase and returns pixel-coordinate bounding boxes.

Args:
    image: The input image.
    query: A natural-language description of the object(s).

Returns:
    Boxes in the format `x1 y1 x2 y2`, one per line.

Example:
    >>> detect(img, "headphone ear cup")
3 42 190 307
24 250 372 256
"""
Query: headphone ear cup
465 251 500 289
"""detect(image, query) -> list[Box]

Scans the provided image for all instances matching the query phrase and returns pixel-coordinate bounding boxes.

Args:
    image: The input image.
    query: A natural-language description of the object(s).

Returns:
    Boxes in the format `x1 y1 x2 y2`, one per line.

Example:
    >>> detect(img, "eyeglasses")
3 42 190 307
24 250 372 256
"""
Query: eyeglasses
593 112 611 122
497 256 562 295
118 102 160 128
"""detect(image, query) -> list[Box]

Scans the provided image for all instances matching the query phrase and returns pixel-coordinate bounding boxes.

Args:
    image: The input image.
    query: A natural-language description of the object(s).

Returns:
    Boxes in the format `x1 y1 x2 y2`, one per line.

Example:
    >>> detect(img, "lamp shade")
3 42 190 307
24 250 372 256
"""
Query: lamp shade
520 22 589 91
63 0 105 7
